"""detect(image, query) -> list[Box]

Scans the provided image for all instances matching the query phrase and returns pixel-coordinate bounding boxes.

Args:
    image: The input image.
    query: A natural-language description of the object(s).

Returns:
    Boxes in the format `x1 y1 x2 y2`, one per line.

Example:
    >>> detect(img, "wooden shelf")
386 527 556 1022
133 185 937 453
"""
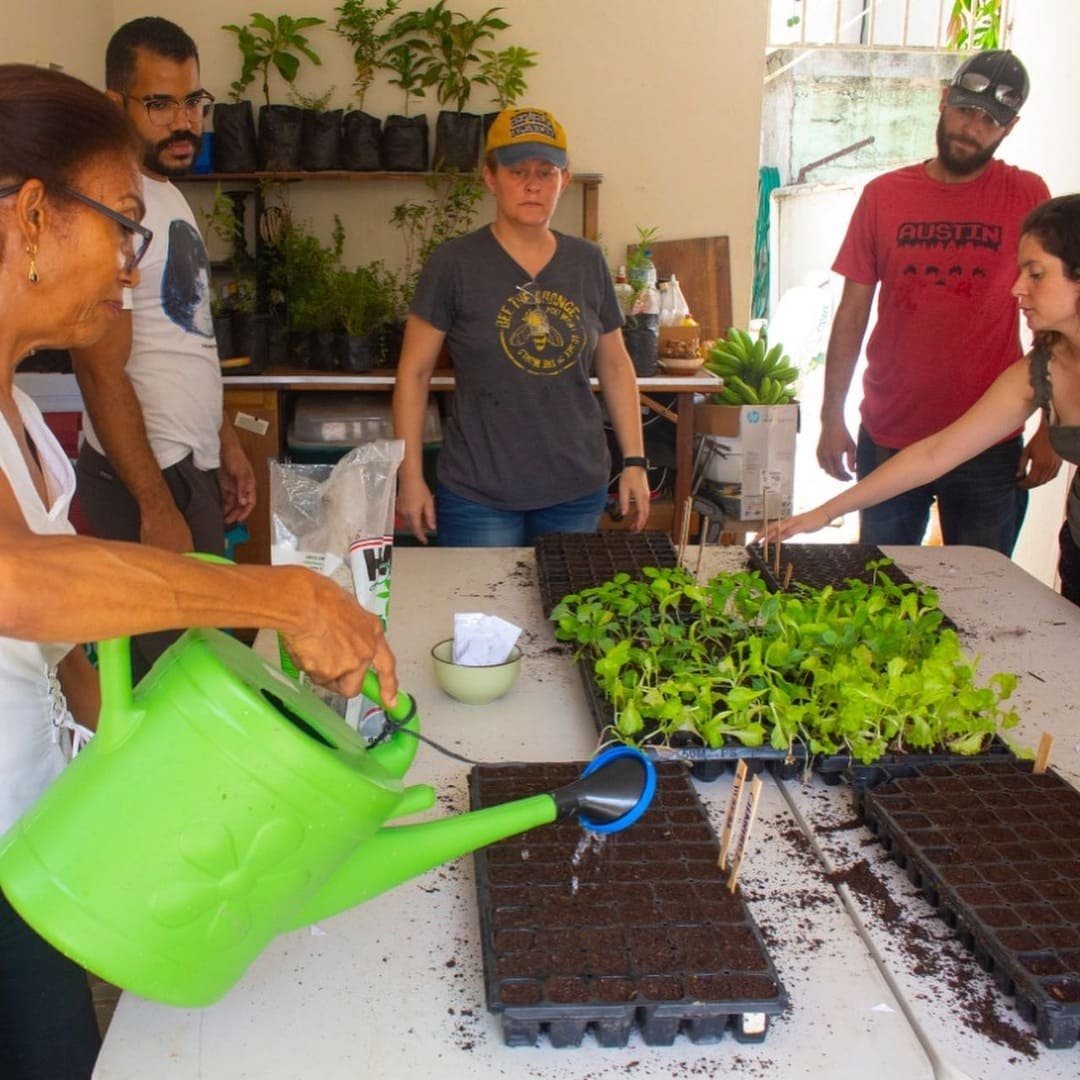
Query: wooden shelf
180 169 602 184
179 171 603 239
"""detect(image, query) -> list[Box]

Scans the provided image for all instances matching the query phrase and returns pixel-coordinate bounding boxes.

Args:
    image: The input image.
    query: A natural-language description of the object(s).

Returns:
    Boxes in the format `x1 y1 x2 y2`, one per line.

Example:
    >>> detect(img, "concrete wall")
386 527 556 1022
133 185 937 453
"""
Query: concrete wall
762 49 958 186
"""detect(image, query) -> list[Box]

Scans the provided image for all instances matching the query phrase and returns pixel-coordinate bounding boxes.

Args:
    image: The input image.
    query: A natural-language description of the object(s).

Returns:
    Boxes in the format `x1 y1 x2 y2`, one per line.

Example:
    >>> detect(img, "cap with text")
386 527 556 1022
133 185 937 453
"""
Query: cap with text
485 107 568 168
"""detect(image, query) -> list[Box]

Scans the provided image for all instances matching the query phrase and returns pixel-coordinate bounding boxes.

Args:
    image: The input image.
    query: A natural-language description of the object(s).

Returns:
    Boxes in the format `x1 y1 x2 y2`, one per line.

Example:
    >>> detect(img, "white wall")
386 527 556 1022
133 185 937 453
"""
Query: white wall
0 1 112 83
1008 0 1080 198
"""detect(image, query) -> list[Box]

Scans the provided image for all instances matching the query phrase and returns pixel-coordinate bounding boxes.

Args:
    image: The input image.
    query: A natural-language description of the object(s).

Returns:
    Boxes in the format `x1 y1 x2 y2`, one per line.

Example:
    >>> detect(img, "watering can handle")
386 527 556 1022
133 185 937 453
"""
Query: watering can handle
94 552 234 750
360 668 414 724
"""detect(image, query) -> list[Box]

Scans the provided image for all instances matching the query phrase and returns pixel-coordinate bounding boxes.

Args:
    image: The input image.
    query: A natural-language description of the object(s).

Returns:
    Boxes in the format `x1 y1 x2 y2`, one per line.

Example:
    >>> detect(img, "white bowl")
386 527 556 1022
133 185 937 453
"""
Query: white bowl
430 639 522 705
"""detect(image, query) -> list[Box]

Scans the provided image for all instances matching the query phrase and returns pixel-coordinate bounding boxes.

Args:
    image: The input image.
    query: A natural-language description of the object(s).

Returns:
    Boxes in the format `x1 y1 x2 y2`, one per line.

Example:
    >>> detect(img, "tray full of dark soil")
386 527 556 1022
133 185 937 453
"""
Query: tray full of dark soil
861 760 1080 1049
534 531 678 616
470 761 787 1049
745 542 959 634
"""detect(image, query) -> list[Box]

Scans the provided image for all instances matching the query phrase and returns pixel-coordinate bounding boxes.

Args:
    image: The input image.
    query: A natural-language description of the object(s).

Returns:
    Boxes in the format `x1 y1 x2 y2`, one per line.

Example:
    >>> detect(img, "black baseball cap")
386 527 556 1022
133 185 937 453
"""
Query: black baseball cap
946 50 1030 126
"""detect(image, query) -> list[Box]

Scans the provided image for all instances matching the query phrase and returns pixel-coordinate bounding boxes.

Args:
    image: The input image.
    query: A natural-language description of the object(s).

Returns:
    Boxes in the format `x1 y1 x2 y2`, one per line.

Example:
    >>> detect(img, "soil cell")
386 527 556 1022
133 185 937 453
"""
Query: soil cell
534 530 679 617
470 761 787 1049
862 760 1080 1050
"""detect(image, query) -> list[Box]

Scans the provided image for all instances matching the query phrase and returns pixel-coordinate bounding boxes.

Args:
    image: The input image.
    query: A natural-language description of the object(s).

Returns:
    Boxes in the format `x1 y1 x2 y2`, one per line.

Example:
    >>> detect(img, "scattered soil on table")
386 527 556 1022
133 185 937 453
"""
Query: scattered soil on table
863 760 1080 1054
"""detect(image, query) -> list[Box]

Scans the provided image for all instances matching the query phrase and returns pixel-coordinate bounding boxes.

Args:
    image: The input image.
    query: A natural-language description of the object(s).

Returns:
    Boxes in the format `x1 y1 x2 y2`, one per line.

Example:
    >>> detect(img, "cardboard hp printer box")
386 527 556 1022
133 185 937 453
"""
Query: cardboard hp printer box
694 403 798 520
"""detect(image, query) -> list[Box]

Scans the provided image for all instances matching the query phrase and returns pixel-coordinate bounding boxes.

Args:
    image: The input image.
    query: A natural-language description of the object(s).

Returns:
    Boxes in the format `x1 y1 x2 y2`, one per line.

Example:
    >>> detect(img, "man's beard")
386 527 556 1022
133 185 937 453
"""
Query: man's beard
144 130 202 177
934 114 1003 176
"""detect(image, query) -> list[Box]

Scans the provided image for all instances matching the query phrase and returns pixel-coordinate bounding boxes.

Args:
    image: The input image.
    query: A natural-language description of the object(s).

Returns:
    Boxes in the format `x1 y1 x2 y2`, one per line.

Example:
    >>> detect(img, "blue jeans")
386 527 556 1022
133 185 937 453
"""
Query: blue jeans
435 484 609 547
855 426 1028 556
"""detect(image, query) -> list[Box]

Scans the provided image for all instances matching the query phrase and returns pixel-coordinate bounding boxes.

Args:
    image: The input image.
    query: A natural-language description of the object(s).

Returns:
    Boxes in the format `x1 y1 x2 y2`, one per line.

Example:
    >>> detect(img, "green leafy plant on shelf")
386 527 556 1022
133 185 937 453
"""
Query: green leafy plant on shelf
222 12 326 106
550 563 1020 765
423 1 508 113
477 44 537 109
334 0 401 111
379 5 437 115
390 166 484 307
266 210 345 332
330 260 400 338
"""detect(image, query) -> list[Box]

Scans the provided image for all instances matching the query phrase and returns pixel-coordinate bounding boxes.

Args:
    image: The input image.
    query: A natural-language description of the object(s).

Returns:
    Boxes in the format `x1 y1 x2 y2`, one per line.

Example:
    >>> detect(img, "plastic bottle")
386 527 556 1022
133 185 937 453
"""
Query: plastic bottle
664 274 690 325
613 265 634 317
628 248 657 293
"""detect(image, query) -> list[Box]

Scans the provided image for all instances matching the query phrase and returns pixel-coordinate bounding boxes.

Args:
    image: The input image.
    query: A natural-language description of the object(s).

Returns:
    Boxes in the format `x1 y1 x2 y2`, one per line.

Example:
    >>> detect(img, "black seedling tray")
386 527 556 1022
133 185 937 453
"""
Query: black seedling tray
814 737 1017 789
535 530 678 617
861 760 1080 1050
745 543 959 634
470 761 787 1049
576 660 808 783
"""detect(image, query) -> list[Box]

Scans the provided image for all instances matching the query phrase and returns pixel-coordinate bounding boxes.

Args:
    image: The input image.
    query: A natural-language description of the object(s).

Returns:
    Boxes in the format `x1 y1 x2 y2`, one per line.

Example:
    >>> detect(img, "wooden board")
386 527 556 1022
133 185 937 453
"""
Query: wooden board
630 236 733 344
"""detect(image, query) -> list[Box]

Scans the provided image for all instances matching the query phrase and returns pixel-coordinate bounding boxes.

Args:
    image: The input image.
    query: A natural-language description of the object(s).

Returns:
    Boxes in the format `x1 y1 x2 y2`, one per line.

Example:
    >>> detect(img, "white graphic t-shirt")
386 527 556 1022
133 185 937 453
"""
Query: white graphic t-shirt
82 176 223 471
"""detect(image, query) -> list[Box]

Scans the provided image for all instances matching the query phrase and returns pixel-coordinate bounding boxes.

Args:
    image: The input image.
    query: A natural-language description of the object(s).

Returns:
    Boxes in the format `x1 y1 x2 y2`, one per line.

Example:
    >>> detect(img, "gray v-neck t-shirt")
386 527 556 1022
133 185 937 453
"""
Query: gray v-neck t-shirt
411 226 623 510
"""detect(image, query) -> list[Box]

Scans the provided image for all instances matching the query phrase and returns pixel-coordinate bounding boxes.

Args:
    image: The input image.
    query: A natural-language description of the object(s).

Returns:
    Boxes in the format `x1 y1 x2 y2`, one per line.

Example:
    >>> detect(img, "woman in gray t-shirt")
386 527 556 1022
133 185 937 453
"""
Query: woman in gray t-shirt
763 194 1080 604
392 107 650 547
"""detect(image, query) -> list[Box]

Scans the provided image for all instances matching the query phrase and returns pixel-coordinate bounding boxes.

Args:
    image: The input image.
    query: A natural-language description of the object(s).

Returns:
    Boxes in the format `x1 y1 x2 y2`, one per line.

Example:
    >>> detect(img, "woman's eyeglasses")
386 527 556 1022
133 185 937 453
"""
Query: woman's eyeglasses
124 91 215 128
0 182 153 274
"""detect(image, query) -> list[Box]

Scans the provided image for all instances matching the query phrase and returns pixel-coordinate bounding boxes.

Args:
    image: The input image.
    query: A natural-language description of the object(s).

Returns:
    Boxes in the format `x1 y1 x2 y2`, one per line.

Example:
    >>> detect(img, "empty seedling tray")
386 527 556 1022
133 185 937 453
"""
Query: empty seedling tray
534 531 679 617
861 760 1080 1049
470 761 787 1049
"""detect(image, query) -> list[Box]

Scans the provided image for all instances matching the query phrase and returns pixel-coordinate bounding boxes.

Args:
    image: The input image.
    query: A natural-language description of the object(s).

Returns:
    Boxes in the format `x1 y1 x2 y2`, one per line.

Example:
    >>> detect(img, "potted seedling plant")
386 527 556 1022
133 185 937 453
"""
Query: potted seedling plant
622 224 661 376
425 2 508 170
200 186 265 365
378 6 441 171
222 12 326 172
334 0 400 170
288 85 343 171
477 44 538 142
330 260 399 371
266 211 344 369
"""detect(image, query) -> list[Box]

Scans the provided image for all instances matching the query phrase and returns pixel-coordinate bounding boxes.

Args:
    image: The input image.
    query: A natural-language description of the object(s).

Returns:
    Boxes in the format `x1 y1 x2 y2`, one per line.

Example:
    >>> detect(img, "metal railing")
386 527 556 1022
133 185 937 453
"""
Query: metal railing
767 0 1012 51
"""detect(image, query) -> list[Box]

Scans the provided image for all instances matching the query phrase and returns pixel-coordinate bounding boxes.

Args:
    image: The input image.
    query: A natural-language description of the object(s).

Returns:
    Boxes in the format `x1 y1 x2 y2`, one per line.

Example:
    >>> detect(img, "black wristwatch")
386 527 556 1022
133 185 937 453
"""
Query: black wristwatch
621 456 650 470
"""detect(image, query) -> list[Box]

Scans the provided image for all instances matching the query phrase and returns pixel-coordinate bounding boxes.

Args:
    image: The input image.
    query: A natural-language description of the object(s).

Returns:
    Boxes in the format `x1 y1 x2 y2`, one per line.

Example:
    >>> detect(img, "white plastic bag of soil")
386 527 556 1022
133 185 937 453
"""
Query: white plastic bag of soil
269 440 404 739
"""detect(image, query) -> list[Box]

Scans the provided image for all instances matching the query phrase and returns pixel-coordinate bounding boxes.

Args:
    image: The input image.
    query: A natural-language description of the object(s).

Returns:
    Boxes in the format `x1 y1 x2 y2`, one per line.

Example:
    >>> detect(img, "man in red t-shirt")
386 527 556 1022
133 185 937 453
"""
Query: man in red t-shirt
819 49 1053 554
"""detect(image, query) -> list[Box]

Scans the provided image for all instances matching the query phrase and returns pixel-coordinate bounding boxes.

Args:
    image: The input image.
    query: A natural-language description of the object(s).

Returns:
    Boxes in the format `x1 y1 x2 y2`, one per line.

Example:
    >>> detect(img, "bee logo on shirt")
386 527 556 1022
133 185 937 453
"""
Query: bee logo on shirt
496 282 582 374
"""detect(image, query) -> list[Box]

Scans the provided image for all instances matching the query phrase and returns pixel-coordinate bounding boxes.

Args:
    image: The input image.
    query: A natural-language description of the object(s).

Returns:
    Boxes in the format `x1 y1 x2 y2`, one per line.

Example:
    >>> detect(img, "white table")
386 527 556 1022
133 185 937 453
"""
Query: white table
94 546 1080 1079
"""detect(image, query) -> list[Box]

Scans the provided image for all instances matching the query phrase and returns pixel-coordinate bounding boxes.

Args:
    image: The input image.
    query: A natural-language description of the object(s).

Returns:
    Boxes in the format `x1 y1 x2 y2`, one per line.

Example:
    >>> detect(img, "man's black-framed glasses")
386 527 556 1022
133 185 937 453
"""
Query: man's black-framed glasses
954 72 1024 111
125 90 214 128
0 183 153 273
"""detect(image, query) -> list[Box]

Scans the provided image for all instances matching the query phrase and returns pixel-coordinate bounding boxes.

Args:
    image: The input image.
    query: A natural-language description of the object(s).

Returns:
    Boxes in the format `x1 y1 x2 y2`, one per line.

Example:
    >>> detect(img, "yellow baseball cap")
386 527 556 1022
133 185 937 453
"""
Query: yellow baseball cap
485 107 568 168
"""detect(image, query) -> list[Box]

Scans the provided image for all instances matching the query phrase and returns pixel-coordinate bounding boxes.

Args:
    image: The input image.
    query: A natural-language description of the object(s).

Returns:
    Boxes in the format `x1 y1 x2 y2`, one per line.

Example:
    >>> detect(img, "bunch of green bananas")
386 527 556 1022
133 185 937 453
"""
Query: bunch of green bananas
705 327 798 405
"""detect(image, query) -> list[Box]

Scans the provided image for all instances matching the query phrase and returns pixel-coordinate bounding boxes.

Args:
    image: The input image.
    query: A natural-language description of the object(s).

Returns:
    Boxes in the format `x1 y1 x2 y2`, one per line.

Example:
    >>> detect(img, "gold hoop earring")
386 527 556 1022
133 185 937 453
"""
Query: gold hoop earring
26 244 39 285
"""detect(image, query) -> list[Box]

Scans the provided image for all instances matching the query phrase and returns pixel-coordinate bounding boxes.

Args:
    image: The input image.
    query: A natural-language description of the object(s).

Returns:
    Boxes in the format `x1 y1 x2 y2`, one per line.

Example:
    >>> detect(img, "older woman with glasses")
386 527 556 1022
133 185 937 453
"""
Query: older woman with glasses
0 65 395 1079
393 107 651 547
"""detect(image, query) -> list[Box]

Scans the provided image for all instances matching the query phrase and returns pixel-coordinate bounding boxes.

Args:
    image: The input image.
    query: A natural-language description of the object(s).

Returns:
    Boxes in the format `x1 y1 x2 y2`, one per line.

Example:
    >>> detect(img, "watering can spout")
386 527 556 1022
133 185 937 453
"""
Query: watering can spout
288 748 657 929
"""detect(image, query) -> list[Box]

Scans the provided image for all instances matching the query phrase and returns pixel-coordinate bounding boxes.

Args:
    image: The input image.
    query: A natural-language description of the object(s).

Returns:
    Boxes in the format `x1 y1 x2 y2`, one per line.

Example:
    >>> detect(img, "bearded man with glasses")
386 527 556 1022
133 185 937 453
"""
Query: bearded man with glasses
71 16 255 681
816 50 1053 557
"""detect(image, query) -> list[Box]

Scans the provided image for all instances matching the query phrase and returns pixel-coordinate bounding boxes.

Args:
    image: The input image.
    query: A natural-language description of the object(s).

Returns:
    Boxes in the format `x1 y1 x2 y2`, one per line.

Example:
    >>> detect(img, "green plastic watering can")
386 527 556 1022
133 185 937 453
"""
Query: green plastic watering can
0 627 655 1007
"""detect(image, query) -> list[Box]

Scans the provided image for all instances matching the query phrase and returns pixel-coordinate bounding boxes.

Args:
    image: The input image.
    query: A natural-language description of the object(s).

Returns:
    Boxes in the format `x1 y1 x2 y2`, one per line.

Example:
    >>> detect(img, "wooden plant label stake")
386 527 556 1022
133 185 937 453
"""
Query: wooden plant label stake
1033 731 1053 774
727 773 764 893
718 759 749 869
782 562 794 590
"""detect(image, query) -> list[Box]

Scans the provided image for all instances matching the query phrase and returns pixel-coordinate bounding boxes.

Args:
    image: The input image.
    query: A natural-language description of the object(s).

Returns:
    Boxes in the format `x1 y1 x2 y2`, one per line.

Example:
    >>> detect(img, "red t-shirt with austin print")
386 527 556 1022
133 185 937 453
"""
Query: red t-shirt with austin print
833 159 1049 448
